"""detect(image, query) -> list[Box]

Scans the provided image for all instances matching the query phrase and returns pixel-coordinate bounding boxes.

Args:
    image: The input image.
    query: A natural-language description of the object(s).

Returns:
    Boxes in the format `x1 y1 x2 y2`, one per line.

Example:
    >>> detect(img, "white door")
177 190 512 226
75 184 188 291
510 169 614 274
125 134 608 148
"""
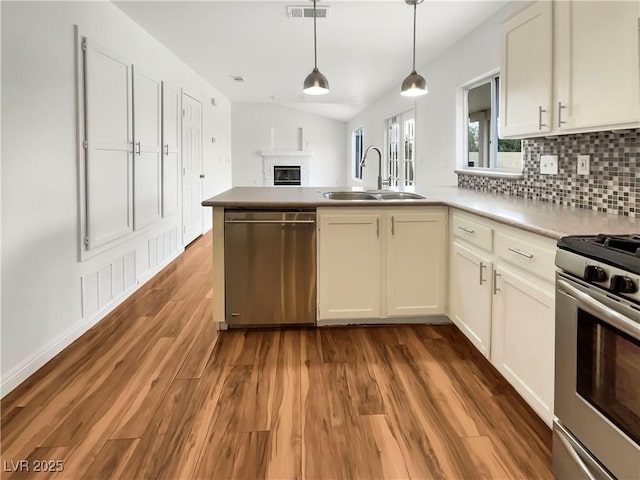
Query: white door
450 242 493 357
499 1 552 137
83 38 133 250
318 213 382 320
554 0 640 130
491 266 555 426
162 83 181 217
386 210 447 317
386 110 415 188
182 93 203 246
132 66 162 230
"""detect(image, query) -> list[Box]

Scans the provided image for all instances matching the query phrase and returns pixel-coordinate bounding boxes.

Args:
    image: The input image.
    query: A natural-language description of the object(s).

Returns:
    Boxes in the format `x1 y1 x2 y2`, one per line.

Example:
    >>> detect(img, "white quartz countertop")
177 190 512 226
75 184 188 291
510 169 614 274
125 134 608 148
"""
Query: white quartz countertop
202 186 640 240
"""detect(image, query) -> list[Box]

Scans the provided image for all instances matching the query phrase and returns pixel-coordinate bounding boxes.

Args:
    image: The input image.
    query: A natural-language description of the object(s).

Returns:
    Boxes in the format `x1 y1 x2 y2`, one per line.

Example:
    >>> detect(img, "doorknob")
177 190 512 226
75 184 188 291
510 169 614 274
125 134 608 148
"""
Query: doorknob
199 174 205 179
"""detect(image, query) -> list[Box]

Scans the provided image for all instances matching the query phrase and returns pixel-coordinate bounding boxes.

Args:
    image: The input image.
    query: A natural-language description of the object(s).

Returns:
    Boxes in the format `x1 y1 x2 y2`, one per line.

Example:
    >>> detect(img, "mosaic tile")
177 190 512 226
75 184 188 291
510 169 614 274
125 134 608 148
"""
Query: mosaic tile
457 129 640 217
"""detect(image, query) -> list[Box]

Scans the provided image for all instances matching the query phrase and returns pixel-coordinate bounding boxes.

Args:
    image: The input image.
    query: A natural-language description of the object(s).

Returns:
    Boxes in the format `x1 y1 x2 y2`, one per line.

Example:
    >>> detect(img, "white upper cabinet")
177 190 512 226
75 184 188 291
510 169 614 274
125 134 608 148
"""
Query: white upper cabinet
499 1 553 137
386 211 447 317
133 67 162 230
500 0 640 138
83 38 133 250
554 0 640 131
162 83 181 217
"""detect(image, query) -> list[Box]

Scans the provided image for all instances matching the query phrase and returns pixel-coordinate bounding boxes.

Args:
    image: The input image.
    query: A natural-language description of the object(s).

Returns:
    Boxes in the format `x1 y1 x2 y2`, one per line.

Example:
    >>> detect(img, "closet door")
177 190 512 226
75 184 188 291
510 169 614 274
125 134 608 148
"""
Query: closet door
84 38 133 250
132 66 162 230
162 83 181 217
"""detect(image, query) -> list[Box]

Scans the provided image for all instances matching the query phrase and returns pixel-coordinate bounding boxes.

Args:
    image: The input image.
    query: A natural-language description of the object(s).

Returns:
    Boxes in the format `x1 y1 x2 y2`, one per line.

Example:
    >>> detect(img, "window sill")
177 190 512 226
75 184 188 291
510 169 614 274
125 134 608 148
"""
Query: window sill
455 169 523 180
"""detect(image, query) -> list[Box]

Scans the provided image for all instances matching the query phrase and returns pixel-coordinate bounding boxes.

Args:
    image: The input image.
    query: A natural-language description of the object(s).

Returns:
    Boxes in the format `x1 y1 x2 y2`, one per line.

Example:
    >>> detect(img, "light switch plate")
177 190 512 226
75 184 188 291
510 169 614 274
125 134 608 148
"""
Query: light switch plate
577 154 590 175
540 155 558 175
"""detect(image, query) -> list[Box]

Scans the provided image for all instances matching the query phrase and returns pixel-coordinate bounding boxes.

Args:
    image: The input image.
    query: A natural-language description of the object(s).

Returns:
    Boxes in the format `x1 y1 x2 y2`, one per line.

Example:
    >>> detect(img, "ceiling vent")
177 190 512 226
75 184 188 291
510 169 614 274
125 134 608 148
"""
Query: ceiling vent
286 5 330 19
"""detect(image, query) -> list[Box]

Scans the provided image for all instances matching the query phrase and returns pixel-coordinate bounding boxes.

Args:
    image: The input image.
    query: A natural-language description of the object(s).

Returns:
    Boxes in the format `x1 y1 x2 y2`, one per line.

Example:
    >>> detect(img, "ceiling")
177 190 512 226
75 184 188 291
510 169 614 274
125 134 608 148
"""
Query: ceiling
114 0 509 121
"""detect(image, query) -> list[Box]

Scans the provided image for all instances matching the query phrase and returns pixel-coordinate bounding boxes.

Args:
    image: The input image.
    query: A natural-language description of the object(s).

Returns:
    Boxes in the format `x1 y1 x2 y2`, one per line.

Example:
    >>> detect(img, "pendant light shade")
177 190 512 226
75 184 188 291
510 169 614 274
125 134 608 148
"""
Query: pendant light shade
303 0 329 95
401 0 428 97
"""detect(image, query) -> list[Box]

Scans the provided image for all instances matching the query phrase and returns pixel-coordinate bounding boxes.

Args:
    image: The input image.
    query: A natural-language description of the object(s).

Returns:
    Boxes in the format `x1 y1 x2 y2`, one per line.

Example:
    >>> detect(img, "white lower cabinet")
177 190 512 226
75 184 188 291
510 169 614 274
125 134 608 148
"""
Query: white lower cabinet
450 242 492 357
491 266 555 425
449 209 556 426
318 213 382 320
318 207 447 322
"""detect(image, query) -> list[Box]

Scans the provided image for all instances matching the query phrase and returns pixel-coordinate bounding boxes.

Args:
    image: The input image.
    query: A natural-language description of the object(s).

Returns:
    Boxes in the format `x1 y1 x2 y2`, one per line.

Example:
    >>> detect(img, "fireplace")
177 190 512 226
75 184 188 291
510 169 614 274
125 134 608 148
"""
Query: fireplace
273 166 301 186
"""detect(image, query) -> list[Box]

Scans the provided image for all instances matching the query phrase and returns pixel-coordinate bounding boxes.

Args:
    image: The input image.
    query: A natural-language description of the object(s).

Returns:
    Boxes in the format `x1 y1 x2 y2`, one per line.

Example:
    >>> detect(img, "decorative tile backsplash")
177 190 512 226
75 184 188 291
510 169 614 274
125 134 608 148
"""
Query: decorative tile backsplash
457 129 639 217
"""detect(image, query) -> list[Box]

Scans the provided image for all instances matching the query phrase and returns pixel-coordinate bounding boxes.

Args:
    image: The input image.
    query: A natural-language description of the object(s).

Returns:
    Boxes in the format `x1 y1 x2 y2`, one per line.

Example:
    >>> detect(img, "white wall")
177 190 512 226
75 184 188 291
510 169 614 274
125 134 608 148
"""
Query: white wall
231 102 347 187
1 1 232 394
346 3 521 189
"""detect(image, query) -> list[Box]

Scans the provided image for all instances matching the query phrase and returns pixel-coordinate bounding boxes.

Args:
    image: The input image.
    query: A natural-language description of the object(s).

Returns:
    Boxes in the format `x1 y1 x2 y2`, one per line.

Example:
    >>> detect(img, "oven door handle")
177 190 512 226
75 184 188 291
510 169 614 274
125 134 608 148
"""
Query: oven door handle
554 421 614 480
558 279 640 342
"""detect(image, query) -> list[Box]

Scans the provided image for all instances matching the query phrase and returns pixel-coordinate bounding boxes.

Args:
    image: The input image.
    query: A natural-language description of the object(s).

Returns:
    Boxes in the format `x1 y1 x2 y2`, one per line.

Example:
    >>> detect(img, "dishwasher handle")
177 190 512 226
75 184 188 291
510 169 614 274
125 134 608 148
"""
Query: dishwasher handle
225 219 315 225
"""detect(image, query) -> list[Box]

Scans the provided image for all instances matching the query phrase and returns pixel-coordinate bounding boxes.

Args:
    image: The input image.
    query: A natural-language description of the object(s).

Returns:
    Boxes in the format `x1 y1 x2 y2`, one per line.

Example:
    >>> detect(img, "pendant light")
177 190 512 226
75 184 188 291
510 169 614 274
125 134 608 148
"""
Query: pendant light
303 0 329 95
401 0 428 97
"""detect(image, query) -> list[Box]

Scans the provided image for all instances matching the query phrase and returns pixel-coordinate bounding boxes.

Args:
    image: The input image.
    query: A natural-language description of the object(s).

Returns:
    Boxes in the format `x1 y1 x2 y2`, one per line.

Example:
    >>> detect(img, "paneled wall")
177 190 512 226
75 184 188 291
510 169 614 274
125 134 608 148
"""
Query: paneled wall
1 1 232 394
458 129 639 217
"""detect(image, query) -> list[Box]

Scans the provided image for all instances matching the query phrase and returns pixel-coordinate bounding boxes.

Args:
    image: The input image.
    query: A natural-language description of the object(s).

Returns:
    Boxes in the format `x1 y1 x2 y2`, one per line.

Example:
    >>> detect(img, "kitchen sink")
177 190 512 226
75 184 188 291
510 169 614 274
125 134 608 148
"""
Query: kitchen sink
322 191 426 201
374 192 425 200
322 192 379 200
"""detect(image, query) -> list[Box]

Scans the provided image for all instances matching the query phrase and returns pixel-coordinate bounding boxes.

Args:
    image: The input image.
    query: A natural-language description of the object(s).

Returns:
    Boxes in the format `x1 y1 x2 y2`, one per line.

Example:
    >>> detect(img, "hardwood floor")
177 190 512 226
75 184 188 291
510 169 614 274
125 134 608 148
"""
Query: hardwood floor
1 231 553 479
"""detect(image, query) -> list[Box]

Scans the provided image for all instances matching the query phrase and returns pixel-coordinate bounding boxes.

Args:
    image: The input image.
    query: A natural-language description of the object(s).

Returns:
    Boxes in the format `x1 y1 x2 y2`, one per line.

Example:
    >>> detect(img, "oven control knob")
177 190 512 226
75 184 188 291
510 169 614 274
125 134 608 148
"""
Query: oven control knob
610 275 638 294
584 265 608 283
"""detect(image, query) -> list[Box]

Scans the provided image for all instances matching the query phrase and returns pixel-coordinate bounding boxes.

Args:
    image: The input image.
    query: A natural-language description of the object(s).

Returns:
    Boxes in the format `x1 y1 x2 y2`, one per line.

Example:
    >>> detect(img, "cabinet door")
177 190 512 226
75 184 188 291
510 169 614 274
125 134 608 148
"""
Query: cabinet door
491 266 555 426
83 38 133 249
554 1 640 130
162 83 181 217
499 1 553 137
133 66 162 230
450 242 492 357
318 214 382 320
387 211 447 317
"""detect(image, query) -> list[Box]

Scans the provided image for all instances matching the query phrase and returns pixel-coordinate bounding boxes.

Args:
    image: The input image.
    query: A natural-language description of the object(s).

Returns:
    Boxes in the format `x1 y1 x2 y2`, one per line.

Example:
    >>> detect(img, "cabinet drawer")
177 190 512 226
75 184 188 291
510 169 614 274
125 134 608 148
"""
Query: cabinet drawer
452 212 493 252
494 231 555 282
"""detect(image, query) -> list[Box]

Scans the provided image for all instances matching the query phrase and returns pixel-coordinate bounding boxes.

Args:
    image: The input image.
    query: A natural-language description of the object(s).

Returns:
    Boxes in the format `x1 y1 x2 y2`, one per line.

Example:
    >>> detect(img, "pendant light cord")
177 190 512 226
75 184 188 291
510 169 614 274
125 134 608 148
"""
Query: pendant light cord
313 0 318 69
412 3 417 71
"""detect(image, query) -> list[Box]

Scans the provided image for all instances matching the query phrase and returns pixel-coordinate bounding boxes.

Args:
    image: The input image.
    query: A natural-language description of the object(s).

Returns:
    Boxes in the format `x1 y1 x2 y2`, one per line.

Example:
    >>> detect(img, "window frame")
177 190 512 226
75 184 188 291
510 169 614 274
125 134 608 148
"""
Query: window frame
458 71 524 177
385 109 416 188
352 126 364 181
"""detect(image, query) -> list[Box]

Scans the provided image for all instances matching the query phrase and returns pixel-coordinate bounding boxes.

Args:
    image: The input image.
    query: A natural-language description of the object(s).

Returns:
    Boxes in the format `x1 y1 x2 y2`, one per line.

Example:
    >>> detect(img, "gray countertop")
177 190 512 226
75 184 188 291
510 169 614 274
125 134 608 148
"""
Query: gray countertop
202 186 640 240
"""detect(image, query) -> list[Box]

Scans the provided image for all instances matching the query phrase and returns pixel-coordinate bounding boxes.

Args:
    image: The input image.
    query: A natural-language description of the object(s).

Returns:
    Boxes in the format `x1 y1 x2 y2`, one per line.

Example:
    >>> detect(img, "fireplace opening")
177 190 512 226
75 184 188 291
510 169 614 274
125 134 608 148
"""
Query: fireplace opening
273 166 301 186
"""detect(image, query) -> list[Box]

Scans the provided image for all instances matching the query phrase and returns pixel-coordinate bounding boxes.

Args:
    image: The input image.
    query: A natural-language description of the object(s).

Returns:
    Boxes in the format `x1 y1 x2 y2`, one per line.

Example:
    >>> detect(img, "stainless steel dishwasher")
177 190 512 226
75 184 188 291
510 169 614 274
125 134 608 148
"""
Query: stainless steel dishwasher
224 210 316 326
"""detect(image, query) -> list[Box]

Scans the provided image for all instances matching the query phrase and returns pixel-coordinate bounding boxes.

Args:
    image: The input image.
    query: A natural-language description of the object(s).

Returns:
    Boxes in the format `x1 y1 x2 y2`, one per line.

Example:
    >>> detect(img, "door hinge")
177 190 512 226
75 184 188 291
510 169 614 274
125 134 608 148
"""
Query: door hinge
84 236 89 246
183 167 186 175
183 225 186 233
182 109 186 117
83 140 88 149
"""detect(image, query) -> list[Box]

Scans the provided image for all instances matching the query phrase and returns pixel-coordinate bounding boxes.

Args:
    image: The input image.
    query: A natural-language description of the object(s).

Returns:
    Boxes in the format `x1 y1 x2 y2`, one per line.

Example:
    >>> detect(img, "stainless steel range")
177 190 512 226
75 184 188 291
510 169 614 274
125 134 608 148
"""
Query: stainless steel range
555 234 640 480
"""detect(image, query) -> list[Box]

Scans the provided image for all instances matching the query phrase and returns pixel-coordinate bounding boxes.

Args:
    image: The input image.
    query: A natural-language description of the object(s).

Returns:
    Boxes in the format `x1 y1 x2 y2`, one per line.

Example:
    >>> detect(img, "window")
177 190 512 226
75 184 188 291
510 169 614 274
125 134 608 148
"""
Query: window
463 75 522 173
353 127 364 180
386 110 415 187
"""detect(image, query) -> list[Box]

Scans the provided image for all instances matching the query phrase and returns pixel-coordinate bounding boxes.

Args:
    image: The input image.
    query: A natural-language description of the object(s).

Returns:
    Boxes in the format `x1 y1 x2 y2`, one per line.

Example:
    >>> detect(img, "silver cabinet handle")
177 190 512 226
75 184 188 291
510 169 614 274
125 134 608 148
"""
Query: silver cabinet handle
135 141 141 155
538 106 547 130
558 101 566 127
458 226 474 234
391 216 395 236
508 247 534 259
493 270 501 295
376 218 380 237
200 174 205 179
165 144 169 155
479 262 487 285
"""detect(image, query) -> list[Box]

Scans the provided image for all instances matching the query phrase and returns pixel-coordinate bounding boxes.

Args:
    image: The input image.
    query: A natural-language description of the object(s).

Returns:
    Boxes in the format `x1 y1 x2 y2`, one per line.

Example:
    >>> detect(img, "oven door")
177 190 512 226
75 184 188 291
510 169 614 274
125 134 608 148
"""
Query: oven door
555 273 640 480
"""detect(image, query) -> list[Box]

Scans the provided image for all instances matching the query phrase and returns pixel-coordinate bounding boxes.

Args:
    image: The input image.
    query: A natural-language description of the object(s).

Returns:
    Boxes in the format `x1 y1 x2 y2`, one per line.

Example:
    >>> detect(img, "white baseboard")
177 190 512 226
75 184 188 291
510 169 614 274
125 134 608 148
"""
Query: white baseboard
0 248 183 397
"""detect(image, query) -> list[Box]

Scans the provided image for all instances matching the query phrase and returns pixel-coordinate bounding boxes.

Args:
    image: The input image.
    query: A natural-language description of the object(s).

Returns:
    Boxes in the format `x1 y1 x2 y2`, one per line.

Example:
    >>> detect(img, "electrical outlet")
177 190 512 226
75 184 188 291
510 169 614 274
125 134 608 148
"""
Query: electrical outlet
540 155 558 175
577 154 590 175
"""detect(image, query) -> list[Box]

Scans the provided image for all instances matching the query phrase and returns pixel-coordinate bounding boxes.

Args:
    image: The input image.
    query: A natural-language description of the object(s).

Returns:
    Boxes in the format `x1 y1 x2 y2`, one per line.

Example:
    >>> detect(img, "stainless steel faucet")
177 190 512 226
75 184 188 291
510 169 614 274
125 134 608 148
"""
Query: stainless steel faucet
360 145 387 190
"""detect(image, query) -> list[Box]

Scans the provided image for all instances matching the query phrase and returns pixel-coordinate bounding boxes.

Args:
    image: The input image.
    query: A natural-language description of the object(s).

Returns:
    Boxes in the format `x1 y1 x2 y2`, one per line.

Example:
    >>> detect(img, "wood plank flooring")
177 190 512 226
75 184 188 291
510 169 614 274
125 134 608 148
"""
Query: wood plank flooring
1 231 553 479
